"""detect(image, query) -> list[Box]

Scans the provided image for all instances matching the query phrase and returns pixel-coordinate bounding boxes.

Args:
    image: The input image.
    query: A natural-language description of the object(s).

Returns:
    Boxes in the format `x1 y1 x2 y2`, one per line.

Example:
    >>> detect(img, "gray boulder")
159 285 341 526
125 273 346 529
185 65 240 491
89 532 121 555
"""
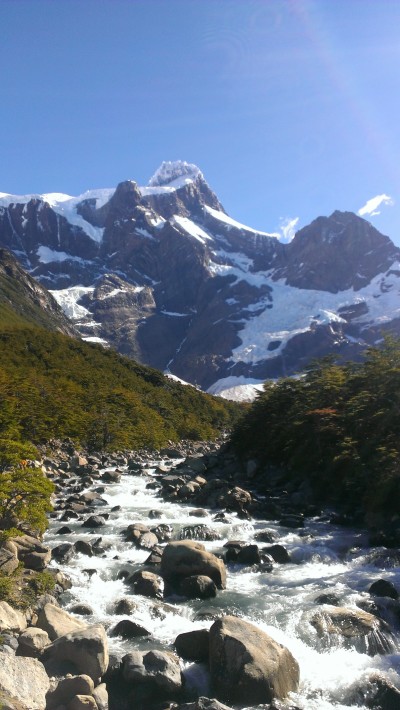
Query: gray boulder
0 541 19 575
17 627 50 657
46 674 94 710
0 651 50 710
0 602 27 633
209 615 299 705
12 535 51 571
310 605 394 655
44 624 109 682
93 682 108 710
37 603 87 640
175 629 209 662
122 649 182 694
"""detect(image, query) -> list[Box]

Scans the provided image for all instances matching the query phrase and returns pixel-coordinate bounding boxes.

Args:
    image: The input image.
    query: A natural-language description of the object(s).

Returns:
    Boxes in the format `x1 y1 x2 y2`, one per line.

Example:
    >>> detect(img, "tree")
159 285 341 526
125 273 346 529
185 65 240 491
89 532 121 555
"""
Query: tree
0 462 54 534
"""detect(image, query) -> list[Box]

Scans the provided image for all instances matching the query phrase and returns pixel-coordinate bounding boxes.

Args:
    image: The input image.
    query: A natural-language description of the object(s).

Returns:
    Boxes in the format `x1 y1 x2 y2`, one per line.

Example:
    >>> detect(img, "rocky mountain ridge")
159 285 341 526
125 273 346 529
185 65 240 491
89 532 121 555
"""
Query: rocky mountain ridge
1 160 400 394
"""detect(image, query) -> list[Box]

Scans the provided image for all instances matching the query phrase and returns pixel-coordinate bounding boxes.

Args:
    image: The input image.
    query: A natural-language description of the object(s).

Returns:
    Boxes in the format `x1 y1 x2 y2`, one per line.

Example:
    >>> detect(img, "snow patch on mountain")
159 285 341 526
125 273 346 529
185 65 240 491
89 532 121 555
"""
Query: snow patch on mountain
0 188 114 243
172 215 213 244
230 262 400 364
207 376 265 402
205 205 279 238
50 285 95 320
37 246 86 264
147 160 203 188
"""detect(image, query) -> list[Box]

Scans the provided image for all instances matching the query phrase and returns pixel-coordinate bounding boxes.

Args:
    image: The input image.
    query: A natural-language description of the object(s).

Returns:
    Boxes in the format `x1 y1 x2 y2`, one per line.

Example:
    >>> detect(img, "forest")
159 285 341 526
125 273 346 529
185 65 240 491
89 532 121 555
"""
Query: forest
230 337 400 523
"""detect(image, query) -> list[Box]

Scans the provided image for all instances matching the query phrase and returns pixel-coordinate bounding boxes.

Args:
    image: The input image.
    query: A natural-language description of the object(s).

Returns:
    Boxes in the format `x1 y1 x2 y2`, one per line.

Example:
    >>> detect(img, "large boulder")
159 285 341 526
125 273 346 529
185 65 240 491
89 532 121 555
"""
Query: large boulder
0 651 50 710
17 627 50 657
44 624 109 682
161 541 226 589
122 649 182 695
180 575 217 600
0 601 27 633
209 616 299 705
36 603 87 640
12 534 51 571
175 629 210 662
0 540 19 575
46 674 94 710
128 569 163 598
310 605 394 655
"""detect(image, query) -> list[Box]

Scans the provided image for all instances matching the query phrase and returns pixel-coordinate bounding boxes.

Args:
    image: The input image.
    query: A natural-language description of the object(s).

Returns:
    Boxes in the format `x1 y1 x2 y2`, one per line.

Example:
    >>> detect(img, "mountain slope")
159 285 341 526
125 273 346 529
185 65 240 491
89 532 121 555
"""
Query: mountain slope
0 327 238 450
1 161 400 393
0 247 76 334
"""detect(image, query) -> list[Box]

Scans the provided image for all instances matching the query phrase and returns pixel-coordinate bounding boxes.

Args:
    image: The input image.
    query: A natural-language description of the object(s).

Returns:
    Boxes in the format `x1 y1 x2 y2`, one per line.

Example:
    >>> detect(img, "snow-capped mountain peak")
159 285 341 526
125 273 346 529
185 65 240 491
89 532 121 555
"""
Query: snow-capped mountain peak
147 160 203 189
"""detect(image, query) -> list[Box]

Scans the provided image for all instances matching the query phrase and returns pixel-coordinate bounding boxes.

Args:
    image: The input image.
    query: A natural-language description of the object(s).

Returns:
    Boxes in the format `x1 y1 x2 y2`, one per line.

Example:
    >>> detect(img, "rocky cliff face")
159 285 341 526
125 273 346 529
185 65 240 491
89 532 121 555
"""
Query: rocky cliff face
1 160 400 395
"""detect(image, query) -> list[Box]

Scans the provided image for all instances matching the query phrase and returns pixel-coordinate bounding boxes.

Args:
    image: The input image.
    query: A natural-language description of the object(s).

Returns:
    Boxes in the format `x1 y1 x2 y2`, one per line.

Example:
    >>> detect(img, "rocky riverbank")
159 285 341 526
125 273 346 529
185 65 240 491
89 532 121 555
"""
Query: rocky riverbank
1 439 400 709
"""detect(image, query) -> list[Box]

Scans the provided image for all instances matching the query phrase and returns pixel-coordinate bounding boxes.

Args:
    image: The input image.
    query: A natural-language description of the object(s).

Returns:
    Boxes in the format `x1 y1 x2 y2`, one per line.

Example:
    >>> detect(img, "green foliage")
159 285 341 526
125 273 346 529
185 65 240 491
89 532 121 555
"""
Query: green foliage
0 463 54 534
0 575 12 602
230 337 400 516
0 327 239 451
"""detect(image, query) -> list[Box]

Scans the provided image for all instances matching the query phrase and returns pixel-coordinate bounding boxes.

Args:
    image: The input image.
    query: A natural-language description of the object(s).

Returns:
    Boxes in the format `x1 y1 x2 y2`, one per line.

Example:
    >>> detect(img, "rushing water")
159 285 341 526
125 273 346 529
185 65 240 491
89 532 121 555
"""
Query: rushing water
44 458 400 709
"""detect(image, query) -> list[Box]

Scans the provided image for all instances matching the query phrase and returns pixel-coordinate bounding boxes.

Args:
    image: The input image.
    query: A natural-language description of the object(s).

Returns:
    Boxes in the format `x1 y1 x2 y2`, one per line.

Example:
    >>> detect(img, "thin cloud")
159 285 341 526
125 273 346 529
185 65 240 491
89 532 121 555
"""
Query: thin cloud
279 216 299 243
358 194 394 217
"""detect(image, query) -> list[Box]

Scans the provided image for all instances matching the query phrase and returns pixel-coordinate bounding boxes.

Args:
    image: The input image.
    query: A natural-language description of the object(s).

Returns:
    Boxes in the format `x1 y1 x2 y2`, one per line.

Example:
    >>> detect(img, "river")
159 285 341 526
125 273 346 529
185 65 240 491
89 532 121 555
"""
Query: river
44 456 400 709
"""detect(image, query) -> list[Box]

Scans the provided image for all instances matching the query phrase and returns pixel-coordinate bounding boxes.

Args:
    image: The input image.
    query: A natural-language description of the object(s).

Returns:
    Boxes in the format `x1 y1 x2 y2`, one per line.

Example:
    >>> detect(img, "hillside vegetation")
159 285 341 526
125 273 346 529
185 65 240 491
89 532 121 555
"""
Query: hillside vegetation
0 327 239 451
230 338 400 522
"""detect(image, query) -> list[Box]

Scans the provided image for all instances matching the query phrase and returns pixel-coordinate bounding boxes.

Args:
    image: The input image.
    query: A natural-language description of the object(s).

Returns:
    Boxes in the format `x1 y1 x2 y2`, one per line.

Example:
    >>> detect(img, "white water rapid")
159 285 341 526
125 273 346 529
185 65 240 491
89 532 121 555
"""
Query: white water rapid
44 458 400 710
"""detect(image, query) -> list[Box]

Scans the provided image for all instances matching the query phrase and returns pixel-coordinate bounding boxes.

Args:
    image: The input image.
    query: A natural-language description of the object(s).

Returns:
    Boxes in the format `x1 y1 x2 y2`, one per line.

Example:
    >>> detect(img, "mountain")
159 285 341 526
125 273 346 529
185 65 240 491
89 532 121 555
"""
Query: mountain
1 161 400 395
0 247 76 334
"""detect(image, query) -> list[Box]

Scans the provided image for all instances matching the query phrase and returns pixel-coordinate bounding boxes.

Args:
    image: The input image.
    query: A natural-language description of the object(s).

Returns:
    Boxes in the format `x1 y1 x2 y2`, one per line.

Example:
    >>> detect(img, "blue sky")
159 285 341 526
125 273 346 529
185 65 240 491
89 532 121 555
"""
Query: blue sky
2 0 400 243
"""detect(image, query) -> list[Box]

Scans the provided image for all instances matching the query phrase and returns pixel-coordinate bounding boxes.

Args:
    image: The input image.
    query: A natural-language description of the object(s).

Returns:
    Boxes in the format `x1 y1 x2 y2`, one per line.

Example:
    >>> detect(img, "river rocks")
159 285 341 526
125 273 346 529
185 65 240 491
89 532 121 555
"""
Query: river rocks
92 682 108 710
17 627 50 657
209 616 300 705
350 672 400 710
12 535 51 571
52 542 75 563
254 529 278 543
37 603 87 641
178 698 233 710
68 695 98 709
122 649 182 695
180 575 217 600
174 629 210 662
82 515 106 528
70 604 94 616
46 674 94 709
74 540 94 557
310 605 394 655
179 524 221 541
0 540 19 575
0 651 50 710
369 578 399 599
0 602 27 633
43 624 109 682
218 486 252 512
110 619 151 639
161 541 227 590
102 469 121 483
114 598 137 615
262 544 291 564
128 570 163 598
236 544 261 565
